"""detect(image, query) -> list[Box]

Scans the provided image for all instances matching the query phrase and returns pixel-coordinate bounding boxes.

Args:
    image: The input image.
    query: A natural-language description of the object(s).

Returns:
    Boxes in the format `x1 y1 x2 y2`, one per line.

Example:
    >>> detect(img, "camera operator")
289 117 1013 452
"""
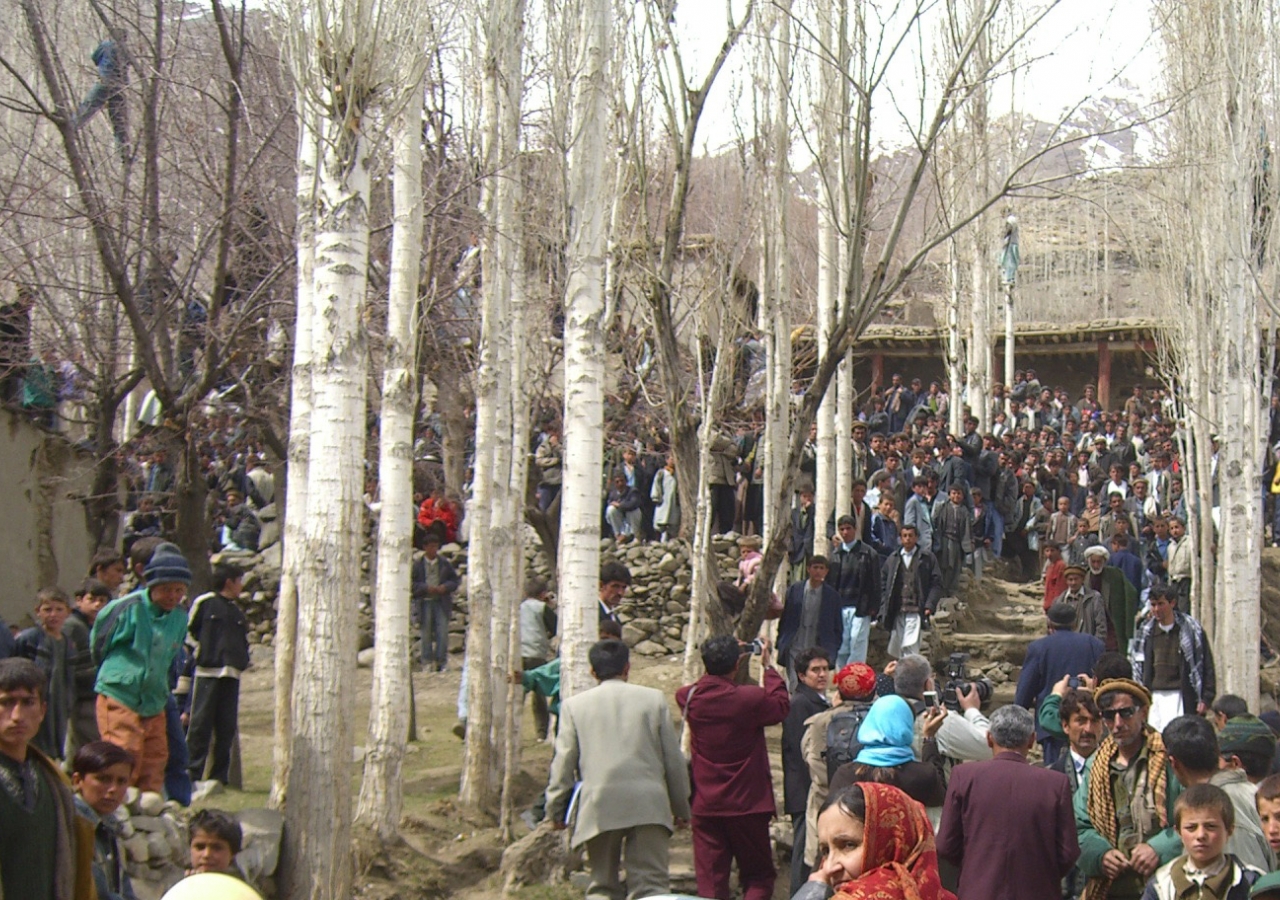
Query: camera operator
892 654 992 765
677 635 789 900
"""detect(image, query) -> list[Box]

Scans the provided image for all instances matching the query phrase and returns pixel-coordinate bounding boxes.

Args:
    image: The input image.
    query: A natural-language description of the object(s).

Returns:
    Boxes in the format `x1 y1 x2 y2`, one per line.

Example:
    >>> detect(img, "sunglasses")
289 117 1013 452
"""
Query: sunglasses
1103 706 1139 721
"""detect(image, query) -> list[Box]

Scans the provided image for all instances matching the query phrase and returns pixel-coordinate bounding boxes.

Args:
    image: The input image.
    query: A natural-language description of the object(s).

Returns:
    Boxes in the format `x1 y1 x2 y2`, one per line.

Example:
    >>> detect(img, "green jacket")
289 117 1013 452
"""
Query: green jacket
521 658 561 716
1073 741 1183 880
1039 692 1065 738
91 588 187 717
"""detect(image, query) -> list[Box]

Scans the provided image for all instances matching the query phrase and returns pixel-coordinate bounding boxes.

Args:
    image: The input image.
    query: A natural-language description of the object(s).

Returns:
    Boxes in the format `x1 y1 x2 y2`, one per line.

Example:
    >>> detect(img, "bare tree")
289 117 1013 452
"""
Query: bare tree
1156 0 1272 707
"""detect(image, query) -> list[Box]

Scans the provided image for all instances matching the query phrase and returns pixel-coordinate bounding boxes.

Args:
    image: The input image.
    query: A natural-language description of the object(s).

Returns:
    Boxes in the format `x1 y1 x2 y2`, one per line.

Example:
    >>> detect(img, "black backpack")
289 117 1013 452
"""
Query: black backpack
824 703 871 782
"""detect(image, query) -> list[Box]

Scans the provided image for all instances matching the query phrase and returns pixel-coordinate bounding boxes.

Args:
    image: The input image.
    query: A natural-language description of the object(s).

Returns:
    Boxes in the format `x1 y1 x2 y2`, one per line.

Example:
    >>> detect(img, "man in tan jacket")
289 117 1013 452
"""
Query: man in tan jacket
546 640 690 900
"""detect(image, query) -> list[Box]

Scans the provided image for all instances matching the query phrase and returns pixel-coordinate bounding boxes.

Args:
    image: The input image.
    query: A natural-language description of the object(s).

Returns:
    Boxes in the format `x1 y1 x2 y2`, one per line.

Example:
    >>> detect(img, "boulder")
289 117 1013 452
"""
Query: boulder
621 623 648 647
634 640 669 657
138 791 165 816
122 834 151 863
236 808 285 881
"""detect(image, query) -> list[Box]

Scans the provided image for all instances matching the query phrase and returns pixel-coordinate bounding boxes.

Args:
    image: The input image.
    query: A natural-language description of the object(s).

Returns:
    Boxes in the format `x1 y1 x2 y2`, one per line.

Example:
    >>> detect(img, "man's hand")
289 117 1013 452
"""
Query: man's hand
883 660 898 677
921 706 947 739
1051 674 1072 697
1129 843 1160 878
1196 701 1207 715
674 818 688 830
1100 849 1131 879
758 636 773 668
958 682 981 712
507 671 522 685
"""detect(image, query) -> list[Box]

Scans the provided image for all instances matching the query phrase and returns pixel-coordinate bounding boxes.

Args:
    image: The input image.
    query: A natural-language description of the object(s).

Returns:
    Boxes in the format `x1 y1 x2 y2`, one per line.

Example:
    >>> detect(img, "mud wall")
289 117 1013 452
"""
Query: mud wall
0 410 97 628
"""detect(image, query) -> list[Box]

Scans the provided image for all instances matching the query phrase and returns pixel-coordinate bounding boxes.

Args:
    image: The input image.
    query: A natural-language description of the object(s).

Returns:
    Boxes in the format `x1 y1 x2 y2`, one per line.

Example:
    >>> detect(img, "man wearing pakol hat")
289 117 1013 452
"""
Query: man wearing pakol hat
1250 870 1280 898
1016 602 1104 765
1061 563 1113 648
1075 678 1184 900
1134 585 1215 732
1085 544 1139 648
91 541 192 791
1220 716 1279 787
800 661 877 870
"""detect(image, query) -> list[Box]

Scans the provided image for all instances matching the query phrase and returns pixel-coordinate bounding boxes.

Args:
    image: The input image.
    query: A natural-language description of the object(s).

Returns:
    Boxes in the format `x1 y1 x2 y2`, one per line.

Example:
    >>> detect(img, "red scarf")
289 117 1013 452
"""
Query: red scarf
836 783 956 900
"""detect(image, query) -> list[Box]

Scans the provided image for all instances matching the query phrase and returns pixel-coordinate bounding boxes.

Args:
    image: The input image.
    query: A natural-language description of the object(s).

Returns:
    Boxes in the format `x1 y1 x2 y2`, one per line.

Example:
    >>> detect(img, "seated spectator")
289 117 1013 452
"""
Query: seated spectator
604 471 644 542
122 494 163 555
417 486 460 544
71 741 138 900
217 490 261 552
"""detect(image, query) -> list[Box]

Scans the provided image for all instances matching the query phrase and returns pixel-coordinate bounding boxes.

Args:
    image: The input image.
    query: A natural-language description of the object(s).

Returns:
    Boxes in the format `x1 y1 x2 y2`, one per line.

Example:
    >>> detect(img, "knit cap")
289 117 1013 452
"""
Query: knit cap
834 662 877 701
1219 715 1277 758
144 542 193 586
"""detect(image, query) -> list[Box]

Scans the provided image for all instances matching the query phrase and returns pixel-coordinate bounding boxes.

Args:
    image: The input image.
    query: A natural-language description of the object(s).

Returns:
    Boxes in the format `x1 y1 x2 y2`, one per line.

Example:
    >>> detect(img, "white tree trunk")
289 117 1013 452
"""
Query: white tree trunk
765 0 792 544
813 0 839 544
461 0 525 809
355 94 422 839
557 0 611 702
284 103 371 900
946 235 964 435
270 104 316 812
1159 0 1264 706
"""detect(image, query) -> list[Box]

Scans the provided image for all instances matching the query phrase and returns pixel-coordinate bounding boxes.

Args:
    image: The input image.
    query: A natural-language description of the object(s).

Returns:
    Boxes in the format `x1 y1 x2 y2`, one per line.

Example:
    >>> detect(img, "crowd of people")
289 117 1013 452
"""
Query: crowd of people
533 373 1280 900
0 538 259 899
545 571 1280 900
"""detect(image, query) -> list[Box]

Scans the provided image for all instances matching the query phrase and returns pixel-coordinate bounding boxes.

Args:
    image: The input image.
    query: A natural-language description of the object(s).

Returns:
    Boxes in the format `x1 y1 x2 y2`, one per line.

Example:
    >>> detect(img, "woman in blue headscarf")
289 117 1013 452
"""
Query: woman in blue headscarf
828 695 947 808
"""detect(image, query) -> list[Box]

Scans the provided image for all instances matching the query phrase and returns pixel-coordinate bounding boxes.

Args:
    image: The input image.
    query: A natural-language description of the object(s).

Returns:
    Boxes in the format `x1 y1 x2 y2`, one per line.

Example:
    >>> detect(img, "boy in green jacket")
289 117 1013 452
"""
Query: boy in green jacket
91 542 191 792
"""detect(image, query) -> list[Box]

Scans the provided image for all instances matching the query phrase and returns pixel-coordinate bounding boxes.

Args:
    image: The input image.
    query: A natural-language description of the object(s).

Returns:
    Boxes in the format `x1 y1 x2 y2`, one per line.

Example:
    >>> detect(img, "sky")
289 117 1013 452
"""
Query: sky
673 0 1163 159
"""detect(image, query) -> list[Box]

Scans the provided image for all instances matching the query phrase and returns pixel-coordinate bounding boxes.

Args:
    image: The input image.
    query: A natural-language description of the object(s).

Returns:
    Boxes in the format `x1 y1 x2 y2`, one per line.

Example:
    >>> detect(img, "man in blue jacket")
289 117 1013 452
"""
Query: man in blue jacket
1016 602 1104 766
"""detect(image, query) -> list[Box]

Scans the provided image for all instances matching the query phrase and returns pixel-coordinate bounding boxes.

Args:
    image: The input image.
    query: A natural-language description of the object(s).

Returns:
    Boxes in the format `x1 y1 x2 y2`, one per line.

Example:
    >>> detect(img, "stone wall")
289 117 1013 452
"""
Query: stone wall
110 789 282 900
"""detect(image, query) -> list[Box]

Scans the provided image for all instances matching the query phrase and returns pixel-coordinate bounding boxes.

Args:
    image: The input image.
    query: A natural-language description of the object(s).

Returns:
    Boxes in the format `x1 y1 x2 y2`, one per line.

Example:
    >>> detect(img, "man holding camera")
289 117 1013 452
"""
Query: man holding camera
892 654 992 765
677 635 789 900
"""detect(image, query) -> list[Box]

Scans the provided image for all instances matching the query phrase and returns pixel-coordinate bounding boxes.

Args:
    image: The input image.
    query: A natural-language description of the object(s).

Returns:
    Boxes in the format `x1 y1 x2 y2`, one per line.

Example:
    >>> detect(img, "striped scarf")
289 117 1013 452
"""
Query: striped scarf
1081 729 1170 900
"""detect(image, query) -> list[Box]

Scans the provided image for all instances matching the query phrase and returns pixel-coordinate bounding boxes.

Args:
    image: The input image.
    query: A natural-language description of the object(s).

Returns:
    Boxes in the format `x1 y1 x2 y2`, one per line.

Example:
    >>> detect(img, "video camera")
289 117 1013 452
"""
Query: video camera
941 652 993 712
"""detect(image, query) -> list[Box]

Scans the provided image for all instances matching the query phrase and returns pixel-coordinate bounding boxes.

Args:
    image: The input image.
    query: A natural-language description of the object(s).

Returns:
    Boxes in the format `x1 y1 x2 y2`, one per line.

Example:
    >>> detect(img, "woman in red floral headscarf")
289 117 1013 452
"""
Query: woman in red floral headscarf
794 782 956 900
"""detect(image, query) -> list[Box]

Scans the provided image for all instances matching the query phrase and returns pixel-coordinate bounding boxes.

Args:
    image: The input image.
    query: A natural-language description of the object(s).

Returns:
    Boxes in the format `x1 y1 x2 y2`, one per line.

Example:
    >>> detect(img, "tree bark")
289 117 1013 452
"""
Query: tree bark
281 73 371 900
355 93 423 839
557 0 611 703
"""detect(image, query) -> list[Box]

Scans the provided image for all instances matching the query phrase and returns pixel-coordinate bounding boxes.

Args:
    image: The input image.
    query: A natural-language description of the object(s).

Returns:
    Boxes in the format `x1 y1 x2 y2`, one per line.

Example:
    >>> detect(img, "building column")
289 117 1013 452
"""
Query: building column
1097 340 1112 410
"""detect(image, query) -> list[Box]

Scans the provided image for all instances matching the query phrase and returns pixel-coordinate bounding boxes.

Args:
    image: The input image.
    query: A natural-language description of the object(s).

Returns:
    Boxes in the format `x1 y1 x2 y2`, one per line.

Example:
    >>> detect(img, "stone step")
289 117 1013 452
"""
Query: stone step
936 631 1036 666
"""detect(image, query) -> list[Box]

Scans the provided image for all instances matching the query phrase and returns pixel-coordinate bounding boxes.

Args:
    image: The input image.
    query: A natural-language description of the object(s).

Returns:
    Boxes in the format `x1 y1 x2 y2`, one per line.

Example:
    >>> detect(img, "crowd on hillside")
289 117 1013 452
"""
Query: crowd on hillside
518 369 1280 900
8 347 1280 900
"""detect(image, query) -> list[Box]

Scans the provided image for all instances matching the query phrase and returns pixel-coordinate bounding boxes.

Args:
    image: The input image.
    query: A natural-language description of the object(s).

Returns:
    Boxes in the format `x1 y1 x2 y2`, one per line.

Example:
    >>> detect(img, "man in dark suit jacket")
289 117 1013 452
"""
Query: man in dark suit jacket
677 635 790 900
777 556 842 680
936 705 1080 900
781 648 831 896
1014 602 1104 765
597 561 631 625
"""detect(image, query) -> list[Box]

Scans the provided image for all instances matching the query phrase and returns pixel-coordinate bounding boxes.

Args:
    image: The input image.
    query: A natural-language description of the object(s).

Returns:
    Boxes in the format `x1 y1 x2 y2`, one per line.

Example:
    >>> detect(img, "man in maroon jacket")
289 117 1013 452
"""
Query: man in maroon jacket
935 703 1079 899
677 635 790 900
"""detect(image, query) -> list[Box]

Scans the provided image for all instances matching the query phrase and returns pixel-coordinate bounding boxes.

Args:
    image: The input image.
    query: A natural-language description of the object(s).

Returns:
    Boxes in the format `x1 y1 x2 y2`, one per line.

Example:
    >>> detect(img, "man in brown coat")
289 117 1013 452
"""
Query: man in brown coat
936 704 1080 899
